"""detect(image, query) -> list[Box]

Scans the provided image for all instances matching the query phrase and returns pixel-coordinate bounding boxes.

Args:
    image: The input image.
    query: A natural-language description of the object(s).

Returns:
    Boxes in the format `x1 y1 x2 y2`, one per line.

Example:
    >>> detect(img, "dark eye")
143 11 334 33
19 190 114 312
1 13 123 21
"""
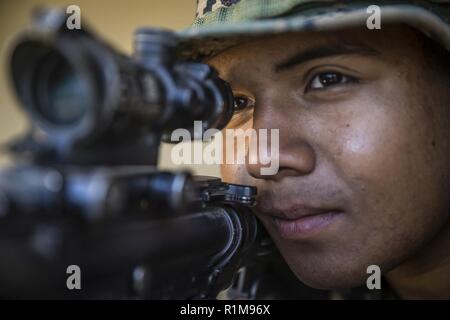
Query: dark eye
307 72 356 91
233 95 254 112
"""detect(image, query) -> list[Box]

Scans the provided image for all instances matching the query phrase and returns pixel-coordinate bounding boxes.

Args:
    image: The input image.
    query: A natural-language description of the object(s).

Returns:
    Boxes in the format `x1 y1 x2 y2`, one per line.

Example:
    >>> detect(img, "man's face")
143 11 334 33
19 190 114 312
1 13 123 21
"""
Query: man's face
208 25 450 289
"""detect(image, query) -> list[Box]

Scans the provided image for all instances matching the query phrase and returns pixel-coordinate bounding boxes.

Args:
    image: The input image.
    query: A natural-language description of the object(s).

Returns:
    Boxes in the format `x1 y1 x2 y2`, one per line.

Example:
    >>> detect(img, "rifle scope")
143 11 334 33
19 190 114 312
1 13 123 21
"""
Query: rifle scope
9 8 234 157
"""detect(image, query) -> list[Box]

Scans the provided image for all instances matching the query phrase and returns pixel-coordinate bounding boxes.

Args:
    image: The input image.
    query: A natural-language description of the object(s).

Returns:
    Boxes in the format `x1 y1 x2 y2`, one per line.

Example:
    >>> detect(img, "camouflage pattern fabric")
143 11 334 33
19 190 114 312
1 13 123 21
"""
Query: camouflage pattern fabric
177 0 450 60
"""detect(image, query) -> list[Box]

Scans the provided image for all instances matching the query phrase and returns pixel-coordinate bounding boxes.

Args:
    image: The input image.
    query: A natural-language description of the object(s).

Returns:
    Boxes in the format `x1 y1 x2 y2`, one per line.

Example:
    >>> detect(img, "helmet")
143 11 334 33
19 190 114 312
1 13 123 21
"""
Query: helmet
177 0 450 60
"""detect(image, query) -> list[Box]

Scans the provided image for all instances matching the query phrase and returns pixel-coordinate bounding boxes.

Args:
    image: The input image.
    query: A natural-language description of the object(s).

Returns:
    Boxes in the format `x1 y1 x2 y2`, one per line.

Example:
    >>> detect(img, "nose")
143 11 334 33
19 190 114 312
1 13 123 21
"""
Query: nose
245 101 316 181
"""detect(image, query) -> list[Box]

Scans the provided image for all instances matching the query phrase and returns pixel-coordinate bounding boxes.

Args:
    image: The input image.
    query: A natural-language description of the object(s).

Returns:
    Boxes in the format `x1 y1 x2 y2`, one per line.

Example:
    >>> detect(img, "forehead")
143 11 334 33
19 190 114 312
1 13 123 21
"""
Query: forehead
207 25 423 74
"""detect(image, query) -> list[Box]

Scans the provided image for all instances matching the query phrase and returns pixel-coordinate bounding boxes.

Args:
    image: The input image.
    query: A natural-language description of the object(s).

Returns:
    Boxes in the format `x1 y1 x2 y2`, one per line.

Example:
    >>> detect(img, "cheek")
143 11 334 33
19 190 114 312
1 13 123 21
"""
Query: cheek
333 106 409 248
337 106 398 196
327 88 448 265
220 164 239 184
220 163 254 185
326 86 417 213
335 106 412 220
220 120 255 185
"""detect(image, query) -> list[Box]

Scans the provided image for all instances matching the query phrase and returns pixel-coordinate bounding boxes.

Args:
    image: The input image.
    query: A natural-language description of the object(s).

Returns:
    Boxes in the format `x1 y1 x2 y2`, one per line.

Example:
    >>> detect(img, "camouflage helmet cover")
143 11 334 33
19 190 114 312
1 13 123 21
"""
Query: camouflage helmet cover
177 0 450 60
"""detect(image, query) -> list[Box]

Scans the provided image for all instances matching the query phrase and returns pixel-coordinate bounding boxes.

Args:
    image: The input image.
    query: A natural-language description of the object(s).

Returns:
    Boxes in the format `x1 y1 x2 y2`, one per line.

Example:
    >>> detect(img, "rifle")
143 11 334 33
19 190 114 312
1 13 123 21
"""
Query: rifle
0 7 276 299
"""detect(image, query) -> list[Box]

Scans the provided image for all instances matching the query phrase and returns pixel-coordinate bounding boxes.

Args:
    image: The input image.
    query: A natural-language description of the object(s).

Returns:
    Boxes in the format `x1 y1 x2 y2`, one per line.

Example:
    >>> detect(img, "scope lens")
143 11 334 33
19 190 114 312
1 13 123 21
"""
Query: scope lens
34 50 90 126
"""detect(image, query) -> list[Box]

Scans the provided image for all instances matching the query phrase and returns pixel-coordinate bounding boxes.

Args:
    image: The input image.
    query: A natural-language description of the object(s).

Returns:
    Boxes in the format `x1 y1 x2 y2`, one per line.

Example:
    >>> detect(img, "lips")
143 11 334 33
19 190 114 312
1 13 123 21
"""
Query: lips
258 204 344 240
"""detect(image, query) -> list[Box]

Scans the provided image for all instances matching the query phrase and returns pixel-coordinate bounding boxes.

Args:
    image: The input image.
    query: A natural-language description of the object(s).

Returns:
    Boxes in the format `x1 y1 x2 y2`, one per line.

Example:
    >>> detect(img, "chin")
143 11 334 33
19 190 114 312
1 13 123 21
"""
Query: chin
281 251 374 290
297 270 367 291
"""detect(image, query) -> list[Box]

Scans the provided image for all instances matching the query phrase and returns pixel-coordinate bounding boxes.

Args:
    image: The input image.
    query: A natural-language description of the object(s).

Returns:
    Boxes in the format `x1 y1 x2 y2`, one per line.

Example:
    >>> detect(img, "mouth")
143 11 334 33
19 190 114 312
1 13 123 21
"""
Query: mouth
260 205 344 240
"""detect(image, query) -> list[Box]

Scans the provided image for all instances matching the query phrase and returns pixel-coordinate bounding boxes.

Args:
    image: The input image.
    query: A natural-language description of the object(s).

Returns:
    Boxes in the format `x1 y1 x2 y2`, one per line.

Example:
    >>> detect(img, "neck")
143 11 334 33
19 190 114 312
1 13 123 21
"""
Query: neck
386 221 450 299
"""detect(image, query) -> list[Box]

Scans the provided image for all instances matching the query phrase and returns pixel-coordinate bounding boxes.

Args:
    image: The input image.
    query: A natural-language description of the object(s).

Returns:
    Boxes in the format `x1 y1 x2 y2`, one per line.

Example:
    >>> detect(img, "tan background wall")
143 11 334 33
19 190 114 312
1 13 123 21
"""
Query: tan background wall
0 0 221 177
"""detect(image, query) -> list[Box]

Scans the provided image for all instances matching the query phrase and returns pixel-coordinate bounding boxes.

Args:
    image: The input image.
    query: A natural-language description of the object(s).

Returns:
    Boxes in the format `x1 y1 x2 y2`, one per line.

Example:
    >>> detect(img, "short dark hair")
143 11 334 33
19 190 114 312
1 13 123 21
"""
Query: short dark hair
421 33 450 80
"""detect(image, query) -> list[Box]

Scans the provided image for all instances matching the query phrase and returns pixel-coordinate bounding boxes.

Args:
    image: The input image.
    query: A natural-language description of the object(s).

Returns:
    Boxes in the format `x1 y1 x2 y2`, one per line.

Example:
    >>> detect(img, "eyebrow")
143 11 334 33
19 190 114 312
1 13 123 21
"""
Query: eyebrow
274 43 382 73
